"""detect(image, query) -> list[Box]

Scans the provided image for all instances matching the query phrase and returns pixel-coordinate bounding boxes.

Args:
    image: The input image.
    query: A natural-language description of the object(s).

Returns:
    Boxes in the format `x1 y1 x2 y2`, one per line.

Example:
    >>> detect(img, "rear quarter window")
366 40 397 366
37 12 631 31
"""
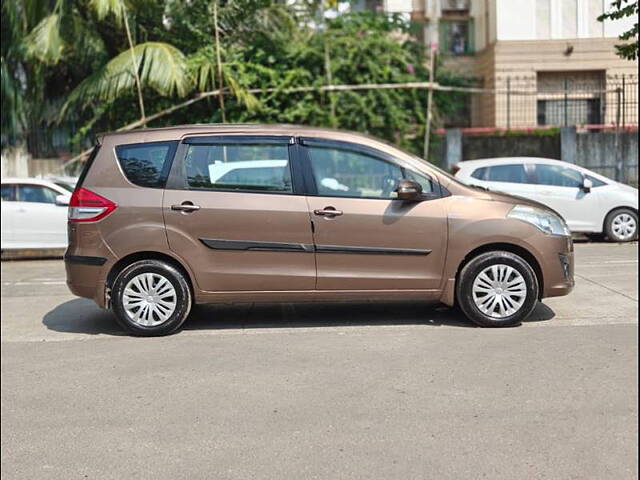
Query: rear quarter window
470 167 487 180
115 141 178 188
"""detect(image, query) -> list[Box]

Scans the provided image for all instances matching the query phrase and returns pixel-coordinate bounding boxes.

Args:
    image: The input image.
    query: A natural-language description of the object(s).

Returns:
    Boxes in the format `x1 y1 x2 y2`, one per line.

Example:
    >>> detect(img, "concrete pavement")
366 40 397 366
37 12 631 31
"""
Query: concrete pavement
1 243 638 479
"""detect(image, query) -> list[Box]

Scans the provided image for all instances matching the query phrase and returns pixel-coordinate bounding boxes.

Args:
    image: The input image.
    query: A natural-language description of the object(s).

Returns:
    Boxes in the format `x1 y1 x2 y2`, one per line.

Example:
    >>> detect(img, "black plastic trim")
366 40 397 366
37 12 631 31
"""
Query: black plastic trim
200 238 431 256
315 245 431 256
183 135 292 145
200 239 314 252
64 255 107 266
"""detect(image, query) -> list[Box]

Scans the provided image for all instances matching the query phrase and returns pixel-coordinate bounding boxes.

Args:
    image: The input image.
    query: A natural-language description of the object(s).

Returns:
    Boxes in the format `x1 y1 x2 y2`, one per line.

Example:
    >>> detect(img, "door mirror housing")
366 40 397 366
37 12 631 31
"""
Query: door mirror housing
55 194 70 206
582 178 593 193
396 179 423 201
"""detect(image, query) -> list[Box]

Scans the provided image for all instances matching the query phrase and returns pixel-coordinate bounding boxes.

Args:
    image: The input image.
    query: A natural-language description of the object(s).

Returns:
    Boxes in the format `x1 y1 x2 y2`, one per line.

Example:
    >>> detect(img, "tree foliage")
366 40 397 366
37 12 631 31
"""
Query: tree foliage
598 0 639 60
2 0 471 159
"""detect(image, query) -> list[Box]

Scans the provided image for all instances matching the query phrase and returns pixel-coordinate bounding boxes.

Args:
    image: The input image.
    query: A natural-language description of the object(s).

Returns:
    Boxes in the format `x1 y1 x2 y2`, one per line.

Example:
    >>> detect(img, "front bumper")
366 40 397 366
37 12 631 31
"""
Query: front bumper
541 236 575 299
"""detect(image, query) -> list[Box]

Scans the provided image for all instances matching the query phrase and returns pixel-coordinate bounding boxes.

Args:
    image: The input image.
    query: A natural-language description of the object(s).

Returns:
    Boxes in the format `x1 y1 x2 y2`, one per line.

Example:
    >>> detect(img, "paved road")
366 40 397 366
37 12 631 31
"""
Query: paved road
1 243 638 479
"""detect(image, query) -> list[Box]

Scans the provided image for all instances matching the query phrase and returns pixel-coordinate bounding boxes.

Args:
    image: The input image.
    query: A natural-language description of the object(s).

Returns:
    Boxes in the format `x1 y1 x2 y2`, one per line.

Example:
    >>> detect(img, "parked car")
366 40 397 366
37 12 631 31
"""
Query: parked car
42 175 78 194
454 157 638 242
65 125 575 336
1 178 72 249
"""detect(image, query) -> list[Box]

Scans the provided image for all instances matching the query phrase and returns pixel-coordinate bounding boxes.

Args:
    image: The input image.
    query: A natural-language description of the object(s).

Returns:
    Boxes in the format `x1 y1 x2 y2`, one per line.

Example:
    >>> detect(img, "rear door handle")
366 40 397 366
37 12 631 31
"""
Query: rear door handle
171 203 200 212
313 207 343 217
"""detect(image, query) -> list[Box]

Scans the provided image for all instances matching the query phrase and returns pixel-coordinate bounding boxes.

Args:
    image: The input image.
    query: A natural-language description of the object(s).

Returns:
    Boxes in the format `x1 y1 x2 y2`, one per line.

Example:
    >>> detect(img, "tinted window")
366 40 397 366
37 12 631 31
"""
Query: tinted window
1 184 15 201
535 164 583 187
486 165 528 184
76 144 101 189
115 141 178 188
307 146 403 199
470 167 487 180
17 185 58 204
183 144 292 193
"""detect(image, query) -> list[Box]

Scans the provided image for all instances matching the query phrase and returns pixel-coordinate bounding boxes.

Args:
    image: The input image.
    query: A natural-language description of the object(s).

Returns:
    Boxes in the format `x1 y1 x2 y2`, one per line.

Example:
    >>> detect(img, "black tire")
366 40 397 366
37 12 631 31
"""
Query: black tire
604 208 638 243
111 259 192 336
456 251 539 328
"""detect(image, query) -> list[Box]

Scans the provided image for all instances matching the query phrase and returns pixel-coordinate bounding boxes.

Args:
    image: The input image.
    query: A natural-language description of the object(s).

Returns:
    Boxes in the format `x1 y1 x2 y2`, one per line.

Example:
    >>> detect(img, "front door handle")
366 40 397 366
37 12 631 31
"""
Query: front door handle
313 207 343 217
171 202 200 213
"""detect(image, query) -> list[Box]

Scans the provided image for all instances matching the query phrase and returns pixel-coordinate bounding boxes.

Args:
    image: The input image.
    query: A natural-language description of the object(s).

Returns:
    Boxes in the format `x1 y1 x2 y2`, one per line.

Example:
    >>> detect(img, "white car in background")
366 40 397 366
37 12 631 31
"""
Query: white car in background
455 157 638 242
1 178 74 250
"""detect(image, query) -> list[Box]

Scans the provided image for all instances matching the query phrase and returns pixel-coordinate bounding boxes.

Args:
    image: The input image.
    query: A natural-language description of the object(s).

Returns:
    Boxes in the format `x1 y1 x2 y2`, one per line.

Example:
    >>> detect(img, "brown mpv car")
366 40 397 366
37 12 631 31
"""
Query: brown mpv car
65 124 574 336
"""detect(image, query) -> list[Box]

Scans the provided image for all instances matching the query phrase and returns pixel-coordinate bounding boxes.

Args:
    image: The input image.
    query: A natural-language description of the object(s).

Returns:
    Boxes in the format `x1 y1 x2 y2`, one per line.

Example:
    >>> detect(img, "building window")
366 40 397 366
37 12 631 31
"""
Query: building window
536 71 605 126
537 98 602 126
439 20 474 55
441 0 470 14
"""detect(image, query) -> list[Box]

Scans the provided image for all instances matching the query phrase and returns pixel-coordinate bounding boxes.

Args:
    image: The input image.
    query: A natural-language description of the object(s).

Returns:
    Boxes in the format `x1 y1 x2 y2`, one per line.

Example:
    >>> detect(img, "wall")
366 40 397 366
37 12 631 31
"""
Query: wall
439 129 639 185
462 133 561 160
576 130 638 183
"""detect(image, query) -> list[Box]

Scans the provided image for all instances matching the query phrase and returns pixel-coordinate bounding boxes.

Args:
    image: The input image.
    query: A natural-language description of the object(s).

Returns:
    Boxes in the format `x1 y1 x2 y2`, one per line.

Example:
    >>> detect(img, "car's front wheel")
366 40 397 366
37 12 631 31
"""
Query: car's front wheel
604 208 638 243
456 251 539 327
111 259 192 336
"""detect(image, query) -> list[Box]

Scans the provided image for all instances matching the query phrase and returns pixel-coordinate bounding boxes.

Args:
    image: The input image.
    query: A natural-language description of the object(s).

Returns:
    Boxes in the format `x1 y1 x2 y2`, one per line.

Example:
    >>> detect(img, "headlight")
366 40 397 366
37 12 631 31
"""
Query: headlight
507 205 571 236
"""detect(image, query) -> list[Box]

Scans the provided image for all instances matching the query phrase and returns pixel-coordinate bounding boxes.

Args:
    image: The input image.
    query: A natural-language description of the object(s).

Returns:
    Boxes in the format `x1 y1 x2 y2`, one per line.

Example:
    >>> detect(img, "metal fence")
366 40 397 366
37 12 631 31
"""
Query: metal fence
446 73 639 130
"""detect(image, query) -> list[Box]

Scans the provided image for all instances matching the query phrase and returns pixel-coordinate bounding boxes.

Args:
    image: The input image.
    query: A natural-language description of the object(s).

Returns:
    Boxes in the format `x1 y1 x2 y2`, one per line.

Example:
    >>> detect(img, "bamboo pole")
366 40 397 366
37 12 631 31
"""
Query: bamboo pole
423 43 436 160
122 10 146 127
212 1 226 123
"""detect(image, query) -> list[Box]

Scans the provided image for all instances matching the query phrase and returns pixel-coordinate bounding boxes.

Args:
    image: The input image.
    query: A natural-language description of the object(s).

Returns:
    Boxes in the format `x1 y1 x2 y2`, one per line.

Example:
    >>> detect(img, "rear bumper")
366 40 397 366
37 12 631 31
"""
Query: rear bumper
64 222 116 308
65 254 110 307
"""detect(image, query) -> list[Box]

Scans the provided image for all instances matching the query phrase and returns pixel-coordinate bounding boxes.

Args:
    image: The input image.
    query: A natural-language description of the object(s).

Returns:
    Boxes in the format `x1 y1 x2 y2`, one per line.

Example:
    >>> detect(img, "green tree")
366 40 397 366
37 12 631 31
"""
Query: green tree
598 0 639 60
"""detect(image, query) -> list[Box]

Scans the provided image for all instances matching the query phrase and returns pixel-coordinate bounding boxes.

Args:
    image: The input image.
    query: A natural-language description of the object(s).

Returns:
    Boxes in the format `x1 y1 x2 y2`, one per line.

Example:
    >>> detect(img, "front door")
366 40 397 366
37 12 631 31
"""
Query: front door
528 163 601 231
301 140 448 290
163 136 316 292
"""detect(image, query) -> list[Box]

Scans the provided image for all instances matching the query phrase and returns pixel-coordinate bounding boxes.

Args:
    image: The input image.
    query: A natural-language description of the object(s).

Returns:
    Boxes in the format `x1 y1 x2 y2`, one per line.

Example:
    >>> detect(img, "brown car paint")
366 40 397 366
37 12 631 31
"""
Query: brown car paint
65 124 574 310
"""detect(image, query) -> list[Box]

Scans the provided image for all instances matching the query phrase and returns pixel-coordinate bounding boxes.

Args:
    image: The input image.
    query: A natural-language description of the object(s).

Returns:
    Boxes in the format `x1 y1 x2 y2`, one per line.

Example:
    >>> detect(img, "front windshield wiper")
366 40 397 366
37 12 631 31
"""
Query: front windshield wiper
470 184 490 191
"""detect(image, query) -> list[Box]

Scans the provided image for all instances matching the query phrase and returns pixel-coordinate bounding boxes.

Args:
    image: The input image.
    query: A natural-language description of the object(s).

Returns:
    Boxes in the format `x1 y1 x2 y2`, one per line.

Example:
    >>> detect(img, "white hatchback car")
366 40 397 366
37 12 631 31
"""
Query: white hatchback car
1 178 74 249
455 157 638 242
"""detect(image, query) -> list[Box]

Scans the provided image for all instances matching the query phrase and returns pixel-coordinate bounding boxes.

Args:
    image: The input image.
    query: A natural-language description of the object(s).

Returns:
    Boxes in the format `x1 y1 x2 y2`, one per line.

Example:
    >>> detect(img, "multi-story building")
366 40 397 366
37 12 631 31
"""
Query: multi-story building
376 0 638 128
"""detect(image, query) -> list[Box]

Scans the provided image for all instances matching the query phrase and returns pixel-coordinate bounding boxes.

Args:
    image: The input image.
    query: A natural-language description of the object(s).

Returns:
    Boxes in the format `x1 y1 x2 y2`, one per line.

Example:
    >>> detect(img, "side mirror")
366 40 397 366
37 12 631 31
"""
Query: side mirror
396 179 423 201
55 194 70 206
582 178 593 193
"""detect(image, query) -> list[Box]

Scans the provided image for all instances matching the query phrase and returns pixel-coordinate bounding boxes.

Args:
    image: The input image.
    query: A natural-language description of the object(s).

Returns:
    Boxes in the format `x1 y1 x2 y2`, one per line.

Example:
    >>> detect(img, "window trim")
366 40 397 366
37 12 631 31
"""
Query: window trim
299 137 442 201
167 135 303 195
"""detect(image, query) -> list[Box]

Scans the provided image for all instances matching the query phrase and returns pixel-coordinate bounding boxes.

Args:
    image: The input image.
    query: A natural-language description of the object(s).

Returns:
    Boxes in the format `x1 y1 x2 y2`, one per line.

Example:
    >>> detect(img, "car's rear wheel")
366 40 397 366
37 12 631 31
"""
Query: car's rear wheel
456 251 539 327
111 259 192 336
604 208 638 243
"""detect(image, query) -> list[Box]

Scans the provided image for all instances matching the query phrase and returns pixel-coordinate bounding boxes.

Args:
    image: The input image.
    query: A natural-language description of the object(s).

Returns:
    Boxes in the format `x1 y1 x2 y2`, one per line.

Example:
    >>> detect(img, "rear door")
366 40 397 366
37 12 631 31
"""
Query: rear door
300 138 448 291
163 135 316 292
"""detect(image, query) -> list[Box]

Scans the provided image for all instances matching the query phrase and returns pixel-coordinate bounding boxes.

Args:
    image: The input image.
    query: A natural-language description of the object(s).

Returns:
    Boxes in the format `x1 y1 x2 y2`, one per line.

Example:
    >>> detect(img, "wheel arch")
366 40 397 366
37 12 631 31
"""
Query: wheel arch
453 242 544 303
602 206 638 232
106 251 195 300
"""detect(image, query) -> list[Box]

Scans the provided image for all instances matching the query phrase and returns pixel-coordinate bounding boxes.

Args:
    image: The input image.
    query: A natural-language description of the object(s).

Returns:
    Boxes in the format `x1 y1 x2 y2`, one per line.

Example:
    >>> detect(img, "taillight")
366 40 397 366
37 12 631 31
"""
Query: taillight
68 187 117 222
